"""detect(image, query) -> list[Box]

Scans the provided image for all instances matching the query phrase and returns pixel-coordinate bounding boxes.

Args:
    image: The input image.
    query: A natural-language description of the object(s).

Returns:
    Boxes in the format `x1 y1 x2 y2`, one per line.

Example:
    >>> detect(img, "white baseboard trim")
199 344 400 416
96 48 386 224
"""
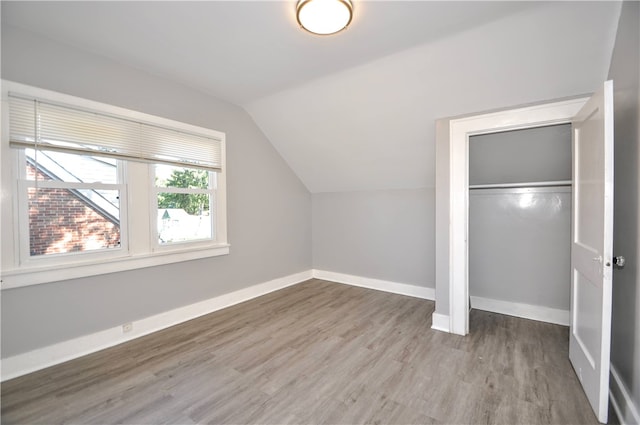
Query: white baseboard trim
431 312 450 332
469 296 569 326
312 269 435 300
1 270 313 382
609 363 640 425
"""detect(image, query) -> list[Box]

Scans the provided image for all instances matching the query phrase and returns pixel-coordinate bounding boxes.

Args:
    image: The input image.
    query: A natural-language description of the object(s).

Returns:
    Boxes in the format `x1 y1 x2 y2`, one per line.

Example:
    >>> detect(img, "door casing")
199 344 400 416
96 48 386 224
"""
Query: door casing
436 97 588 335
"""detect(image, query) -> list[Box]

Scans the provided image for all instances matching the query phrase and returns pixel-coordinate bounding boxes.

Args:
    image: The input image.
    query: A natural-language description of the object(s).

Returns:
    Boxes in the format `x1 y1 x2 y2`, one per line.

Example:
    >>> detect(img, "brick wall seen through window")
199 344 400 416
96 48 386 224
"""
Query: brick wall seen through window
27 164 120 256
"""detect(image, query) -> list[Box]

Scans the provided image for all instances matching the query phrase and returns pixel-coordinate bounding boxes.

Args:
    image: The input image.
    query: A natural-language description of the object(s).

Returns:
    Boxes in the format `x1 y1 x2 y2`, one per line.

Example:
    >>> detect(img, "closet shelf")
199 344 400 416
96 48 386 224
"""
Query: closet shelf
469 180 572 190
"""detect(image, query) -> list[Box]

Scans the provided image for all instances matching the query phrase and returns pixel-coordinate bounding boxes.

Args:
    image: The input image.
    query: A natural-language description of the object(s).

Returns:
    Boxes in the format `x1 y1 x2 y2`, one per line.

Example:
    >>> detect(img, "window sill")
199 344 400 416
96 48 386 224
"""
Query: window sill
0 244 230 290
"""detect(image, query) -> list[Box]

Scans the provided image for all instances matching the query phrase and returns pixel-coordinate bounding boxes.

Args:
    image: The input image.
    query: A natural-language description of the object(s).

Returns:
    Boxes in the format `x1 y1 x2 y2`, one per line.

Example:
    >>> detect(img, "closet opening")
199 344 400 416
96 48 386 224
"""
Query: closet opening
468 124 572 326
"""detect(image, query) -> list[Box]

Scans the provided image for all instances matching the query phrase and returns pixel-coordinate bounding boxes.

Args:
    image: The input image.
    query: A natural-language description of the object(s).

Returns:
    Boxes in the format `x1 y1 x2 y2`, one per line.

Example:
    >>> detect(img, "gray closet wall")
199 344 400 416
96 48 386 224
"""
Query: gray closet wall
469 124 572 311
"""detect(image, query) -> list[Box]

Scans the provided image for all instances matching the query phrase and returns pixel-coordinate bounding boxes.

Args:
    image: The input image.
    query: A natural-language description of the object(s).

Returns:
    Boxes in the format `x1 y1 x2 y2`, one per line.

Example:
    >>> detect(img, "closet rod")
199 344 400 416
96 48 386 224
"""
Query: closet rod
469 180 572 190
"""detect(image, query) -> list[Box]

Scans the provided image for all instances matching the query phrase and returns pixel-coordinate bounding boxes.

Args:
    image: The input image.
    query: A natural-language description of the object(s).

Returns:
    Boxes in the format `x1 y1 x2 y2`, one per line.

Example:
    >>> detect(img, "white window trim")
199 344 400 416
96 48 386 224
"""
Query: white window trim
1 81 229 290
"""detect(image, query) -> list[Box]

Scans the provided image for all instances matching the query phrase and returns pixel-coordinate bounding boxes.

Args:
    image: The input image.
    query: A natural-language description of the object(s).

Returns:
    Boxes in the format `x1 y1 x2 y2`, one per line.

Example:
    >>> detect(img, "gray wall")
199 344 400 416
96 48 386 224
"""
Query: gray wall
608 1 640 422
469 188 571 309
434 119 451 315
469 126 572 310
1 26 312 357
312 189 435 288
469 124 572 185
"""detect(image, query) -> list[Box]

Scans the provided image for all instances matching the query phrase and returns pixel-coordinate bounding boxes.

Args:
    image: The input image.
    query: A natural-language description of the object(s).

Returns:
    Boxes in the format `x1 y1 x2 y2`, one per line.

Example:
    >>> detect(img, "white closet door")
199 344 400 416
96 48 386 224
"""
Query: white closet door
569 80 614 424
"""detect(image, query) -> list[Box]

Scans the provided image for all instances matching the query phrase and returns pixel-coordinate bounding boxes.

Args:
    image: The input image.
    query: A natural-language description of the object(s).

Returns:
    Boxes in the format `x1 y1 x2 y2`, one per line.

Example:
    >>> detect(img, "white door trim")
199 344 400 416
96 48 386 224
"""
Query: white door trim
447 97 588 335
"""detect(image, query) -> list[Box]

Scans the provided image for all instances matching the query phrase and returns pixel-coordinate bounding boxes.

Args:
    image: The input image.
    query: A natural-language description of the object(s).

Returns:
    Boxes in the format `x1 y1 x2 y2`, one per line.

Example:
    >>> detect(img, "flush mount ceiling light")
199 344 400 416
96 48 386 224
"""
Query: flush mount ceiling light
296 0 353 35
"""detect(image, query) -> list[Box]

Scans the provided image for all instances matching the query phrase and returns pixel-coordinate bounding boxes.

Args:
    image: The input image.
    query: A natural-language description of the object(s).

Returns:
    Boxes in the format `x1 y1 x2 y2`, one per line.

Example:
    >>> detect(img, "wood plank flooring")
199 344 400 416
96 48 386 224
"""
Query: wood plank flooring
2 279 601 424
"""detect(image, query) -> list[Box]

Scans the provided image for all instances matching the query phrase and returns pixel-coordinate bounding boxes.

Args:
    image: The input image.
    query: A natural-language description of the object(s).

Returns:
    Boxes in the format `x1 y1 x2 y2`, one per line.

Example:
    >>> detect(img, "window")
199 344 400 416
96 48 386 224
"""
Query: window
154 164 216 246
1 81 228 288
21 149 124 258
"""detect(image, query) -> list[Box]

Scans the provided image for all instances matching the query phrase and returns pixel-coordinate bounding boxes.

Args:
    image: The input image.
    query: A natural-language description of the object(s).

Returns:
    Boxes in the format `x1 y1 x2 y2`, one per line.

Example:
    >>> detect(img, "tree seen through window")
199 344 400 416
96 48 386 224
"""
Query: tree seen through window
157 168 210 215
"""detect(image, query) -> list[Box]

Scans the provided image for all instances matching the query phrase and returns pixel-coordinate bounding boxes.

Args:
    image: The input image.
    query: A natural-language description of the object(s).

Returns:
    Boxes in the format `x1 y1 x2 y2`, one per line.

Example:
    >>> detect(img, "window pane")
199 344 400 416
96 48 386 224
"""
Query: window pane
28 187 121 256
26 149 117 183
155 164 210 189
157 194 212 244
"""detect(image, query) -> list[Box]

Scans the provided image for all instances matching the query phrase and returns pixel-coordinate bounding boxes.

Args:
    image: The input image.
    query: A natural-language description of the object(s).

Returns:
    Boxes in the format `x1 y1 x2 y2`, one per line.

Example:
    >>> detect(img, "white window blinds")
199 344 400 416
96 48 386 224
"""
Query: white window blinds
9 94 223 171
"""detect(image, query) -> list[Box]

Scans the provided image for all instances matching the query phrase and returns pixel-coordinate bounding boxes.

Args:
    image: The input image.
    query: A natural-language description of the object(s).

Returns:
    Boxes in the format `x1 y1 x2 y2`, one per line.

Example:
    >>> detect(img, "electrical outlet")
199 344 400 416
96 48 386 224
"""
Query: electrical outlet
122 322 133 333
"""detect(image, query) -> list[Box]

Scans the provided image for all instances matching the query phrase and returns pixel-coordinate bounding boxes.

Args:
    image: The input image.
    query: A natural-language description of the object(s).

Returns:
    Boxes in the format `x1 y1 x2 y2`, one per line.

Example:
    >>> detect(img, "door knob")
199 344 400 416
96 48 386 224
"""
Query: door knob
613 256 626 267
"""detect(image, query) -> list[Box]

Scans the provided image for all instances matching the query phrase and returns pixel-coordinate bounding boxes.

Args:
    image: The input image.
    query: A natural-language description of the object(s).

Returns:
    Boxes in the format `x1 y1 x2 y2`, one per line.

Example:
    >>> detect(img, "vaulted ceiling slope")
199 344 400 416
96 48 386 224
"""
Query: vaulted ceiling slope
246 2 621 192
2 2 622 193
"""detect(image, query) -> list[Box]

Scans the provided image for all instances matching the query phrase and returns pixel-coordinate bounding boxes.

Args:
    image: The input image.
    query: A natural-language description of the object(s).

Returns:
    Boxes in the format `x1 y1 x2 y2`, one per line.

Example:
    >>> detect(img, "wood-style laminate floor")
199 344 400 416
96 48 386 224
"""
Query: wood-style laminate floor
2 279 601 424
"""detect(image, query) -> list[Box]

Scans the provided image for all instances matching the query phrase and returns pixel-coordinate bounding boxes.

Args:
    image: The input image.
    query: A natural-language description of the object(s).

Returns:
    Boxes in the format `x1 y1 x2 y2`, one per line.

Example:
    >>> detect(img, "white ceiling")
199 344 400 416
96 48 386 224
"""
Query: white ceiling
2 1 622 193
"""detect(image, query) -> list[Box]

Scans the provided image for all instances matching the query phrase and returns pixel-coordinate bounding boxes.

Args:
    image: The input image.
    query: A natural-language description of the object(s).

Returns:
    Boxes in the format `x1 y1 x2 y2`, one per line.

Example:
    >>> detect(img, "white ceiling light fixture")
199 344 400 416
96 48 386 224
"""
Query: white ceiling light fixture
296 0 353 35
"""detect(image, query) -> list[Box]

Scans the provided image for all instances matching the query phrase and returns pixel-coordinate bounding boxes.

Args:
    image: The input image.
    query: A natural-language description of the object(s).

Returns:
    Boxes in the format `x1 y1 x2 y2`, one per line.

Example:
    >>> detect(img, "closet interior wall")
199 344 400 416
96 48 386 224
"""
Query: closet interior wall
468 124 573 320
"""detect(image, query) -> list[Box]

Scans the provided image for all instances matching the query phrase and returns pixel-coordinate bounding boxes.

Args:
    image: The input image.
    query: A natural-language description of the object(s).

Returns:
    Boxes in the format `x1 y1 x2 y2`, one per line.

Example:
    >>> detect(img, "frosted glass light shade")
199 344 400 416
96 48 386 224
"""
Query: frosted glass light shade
297 0 353 35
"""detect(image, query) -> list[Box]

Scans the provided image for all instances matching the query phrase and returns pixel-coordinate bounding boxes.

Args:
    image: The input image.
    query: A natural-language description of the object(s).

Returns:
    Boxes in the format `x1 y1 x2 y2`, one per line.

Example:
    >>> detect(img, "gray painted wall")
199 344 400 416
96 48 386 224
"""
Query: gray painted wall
608 1 640 422
469 124 572 185
434 120 451 314
1 26 312 357
312 189 435 288
469 188 571 310
469 126 572 310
